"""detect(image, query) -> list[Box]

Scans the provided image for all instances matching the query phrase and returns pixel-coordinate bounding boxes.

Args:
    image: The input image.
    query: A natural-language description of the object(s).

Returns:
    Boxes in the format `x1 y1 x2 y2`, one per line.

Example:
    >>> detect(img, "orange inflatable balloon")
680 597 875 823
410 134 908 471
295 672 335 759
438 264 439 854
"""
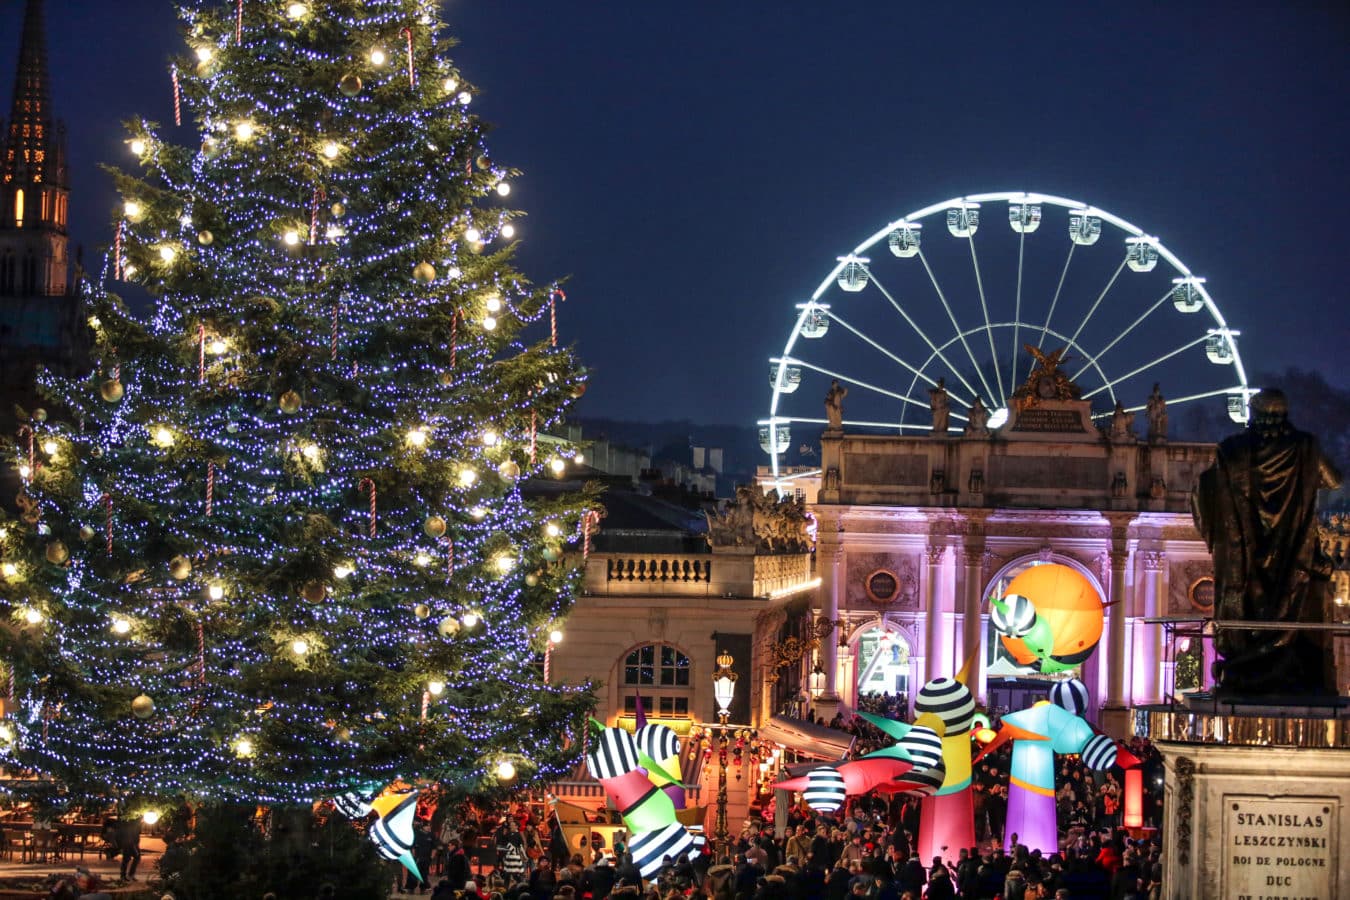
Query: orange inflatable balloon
997 563 1103 673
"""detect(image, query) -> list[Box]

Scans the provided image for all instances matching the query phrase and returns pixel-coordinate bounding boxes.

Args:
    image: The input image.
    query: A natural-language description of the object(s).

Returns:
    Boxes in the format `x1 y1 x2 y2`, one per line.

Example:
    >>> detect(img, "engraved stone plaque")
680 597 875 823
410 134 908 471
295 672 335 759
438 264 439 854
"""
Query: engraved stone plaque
844 452 927 486
1222 796 1336 900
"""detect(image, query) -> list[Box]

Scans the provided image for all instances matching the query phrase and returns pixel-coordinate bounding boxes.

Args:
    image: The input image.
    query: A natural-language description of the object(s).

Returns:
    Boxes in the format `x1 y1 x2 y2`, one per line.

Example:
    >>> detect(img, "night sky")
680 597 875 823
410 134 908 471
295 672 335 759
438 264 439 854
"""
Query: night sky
7 1 1349 430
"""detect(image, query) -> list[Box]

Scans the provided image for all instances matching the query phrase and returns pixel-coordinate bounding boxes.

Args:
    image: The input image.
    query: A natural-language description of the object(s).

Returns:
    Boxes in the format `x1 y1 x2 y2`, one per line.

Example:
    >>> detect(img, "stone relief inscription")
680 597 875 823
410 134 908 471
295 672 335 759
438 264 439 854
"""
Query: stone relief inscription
987 456 1107 491
845 552 918 609
844 452 927 487
1010 408 1088 433
1222 796 1336 900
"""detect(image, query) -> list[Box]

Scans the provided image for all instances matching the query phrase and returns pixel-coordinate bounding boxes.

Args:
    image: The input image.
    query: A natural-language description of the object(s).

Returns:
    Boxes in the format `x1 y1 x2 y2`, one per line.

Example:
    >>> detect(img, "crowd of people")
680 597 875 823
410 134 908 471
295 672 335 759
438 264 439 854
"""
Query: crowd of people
405 734 1165 900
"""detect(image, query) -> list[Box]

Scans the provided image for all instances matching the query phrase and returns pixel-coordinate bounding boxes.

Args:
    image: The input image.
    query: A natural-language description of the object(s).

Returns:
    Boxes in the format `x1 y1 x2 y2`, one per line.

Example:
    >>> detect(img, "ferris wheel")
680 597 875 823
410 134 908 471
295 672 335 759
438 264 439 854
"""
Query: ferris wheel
762 191 1253 483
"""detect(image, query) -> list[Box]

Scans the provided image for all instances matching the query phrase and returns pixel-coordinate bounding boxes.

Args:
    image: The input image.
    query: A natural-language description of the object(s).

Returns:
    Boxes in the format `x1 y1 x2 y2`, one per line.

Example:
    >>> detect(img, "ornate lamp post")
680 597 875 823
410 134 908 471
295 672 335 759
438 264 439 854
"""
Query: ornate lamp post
711 650 738 859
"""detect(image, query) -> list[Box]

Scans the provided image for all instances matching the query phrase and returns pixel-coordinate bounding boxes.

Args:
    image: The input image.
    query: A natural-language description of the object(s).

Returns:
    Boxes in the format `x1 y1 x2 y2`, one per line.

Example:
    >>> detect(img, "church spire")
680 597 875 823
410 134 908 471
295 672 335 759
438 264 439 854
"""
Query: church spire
0 0 71 296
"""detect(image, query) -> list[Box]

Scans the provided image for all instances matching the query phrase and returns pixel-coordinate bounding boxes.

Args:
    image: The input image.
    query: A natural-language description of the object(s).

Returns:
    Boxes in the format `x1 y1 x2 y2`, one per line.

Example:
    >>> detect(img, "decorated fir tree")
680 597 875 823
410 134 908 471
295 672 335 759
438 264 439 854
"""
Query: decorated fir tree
0 0 595 809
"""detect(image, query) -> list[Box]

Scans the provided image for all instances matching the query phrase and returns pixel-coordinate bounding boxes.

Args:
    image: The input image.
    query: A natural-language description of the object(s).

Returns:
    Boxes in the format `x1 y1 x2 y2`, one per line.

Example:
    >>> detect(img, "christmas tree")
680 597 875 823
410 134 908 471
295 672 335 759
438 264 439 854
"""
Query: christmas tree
0 0 595 808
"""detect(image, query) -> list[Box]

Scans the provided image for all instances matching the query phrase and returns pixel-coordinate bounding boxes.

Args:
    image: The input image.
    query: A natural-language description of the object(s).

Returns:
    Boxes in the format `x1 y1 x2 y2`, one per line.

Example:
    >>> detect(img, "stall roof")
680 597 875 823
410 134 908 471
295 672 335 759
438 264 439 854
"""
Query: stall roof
759 715 855 761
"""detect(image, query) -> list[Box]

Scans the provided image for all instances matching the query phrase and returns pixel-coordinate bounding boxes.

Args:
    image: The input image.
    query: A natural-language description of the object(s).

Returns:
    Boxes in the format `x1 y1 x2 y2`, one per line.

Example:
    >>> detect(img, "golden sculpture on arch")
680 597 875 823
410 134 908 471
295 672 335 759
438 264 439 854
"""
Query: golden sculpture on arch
1011 344 1084 411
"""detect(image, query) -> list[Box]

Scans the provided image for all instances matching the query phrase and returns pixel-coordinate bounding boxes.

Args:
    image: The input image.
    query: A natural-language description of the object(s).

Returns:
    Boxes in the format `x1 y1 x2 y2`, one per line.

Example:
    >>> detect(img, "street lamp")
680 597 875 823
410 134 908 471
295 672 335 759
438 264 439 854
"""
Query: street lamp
711 651 737 859
809 660 826 698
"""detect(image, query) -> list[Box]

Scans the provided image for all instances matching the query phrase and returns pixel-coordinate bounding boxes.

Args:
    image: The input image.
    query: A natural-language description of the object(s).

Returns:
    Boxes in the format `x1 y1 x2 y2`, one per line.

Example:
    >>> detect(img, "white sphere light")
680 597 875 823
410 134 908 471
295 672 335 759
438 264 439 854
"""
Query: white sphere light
496 182 511 197
443 77 459 92
427 679 446 696
112 617 131 635
208 583 225 601
481 429 499 447
130 139 146 156
283 230 300 246
544 523 561 538
457 91 472 105
195 46 213 63
235 737 255 758
549 629 564 645
500 224 516 239
464 226 482 244
235 121 255 141
123 200 143 220
286 2 308 19
470 506 488 520
482 316 497 331
461 612 480 628
369 47 386 66
458 468 477 487
158 245 177 263
291 638 310 657
23 608 42 625
141 810 161 826
549 457 566 475
322 141 340 160
496 760 516 780
333 563 353 579
485 294 502 313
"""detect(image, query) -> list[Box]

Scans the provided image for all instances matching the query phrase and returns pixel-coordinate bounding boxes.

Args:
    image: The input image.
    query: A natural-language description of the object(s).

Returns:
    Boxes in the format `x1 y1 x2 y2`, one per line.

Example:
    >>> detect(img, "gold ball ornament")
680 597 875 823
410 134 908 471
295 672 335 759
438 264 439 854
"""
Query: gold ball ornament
330 201 346 218
437 615 461 638
338 73 363 97
131 694 155 719
413 261 437 284
438 371 453 386
335 726 352 743
423 515 447 538
169 555 192 580
90 446 104 459
497 459 521 480
571 381 587 399
475 154 491 171
300 581 327 604
32 408 47 423
414 603 432 620
524 572 540 588
79 525 97 542
278 390 303 415
100 379 124 403
45 541 70 565
197 230 214 246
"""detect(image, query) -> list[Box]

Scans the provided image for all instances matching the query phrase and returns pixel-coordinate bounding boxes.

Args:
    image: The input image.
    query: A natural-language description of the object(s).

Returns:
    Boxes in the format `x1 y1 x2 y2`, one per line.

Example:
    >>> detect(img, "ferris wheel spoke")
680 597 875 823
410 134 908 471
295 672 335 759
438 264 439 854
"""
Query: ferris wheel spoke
1069 287 1174 382
1087 385 1248 419
1081 334 1209 400
774 415 965 431
916 248 998 406
1065 254 1129 351
1009 229 1026 396
824 308 977 409
1036 241 1077 351
967 235 1005 402
861 268 983 402
778 357 928 410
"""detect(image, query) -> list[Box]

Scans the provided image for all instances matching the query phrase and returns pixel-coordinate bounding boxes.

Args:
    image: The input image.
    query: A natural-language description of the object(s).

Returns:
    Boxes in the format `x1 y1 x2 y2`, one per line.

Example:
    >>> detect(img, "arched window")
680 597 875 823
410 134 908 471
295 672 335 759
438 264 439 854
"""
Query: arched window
621 643 692 719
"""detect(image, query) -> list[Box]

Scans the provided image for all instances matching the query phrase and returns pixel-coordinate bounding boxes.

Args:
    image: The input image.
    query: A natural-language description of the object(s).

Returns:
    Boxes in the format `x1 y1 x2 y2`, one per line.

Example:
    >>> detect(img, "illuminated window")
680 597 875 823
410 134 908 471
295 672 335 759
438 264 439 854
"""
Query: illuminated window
13 188 23 227
624 643 691 686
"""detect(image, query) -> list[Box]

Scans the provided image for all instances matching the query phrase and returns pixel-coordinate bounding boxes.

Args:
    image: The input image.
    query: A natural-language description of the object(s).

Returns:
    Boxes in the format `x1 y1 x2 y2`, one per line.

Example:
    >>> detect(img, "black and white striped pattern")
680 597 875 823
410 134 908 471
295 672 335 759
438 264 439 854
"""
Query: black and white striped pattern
334 792 371 819
586 727 640 779
897 725 943 770
635 723 680 763
1050 678 1091 717
992 593 1037 637
629 822 696 877
369 792 417 861
1080 733 1118 771
904 758 946 797
916 677 975 735
803 767 847 813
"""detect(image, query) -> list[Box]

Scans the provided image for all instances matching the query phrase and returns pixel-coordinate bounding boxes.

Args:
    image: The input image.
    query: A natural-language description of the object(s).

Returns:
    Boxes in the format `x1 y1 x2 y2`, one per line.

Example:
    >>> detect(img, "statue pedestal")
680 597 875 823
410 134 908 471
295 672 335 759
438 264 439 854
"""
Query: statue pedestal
1140 703 1350 900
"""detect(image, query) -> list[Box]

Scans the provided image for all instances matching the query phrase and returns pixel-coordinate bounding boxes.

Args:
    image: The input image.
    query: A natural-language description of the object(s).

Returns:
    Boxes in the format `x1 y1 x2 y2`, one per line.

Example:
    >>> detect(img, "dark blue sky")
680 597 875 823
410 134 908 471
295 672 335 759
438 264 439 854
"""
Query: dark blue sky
8 1 1349 427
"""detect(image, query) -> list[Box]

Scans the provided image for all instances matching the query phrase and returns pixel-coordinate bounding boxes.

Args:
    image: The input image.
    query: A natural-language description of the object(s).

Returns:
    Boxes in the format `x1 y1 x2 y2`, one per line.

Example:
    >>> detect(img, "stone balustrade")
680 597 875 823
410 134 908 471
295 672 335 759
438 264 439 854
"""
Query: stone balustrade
582 550 814 599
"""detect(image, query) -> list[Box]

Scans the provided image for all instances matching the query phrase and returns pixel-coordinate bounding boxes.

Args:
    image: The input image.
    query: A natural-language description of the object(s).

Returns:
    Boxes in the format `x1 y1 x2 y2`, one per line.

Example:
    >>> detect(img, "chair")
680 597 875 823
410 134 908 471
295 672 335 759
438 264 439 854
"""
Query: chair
29 828 57 864
3 828 28 863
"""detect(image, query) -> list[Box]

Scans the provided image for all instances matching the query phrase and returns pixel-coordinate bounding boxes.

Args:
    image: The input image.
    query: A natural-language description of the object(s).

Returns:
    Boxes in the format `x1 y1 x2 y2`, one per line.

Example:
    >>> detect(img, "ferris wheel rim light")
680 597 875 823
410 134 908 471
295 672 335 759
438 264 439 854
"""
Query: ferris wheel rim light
766 190 1251 481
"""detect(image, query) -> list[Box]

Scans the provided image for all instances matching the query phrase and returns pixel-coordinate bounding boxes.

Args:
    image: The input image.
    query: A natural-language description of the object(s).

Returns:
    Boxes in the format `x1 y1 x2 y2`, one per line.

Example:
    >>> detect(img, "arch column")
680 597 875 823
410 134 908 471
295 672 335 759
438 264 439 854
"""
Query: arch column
816 541 844 718
960 545 985 696
1140 550 1167 703
923 544 946 684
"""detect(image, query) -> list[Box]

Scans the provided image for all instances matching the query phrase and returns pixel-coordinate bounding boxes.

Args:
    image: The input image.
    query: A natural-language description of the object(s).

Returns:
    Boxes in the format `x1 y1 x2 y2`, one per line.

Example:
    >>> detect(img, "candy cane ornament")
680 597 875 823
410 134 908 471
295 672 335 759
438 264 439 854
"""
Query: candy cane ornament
171 65 182 126
113 222 124 280
102 493 113 556
205 462 215 516
549 288 566 347
402 28 416 87
236 0 243 44
198 324 206 384
358 477 377 537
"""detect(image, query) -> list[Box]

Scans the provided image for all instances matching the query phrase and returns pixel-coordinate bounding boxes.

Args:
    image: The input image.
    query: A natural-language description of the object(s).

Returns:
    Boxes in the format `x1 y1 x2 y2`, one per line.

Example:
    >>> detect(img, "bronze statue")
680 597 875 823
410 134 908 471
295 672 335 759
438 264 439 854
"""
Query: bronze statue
1192 389 1343 696
1146 382 1168 443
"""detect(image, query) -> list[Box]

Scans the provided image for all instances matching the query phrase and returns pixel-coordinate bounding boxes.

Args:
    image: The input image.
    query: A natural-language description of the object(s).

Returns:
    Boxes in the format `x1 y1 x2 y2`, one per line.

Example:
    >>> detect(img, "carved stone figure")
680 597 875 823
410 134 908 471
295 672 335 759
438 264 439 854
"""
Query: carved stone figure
1111 471 1128 497
705 486 812 553
1011 344 1083 411
824 379 847 431
1191 389 1344 696
822 466 840 492
1108 401 1135 442
963 396 990 438
1146 382 1168 443
928 378 950 435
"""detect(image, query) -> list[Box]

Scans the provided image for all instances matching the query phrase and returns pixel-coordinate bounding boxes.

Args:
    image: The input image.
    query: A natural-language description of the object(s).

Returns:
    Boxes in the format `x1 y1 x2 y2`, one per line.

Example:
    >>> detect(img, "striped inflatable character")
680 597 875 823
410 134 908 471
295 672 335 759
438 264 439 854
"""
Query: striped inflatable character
368 788 422 883
802 766 847 813
586 719 696 878
635 722 686 808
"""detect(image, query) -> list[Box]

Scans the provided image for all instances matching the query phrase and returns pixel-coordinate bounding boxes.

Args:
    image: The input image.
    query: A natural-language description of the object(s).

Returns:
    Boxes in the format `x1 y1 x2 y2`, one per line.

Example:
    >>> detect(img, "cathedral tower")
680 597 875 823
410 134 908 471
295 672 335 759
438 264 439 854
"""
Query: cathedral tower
0 0 70 298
